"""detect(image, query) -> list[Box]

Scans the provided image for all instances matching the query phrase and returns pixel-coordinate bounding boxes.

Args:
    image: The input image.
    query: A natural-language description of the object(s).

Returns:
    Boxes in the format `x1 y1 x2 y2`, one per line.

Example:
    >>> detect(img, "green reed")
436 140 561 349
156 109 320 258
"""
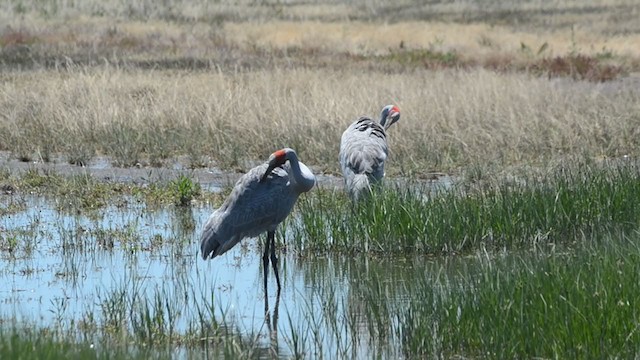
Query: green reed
0 323 169 359
397 230 640 358
294 229 640 358
292 160 640 255
170 174 202 207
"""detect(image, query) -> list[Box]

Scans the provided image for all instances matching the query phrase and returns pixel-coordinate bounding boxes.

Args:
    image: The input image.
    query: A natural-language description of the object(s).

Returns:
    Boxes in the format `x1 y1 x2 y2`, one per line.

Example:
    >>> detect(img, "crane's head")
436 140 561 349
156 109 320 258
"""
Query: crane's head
379 105 401 131
260 148 289 182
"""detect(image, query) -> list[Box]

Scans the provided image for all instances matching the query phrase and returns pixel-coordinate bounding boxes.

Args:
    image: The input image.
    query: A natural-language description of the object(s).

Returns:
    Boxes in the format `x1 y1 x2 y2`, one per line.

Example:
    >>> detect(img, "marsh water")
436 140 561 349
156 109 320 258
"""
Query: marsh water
0 189 478 358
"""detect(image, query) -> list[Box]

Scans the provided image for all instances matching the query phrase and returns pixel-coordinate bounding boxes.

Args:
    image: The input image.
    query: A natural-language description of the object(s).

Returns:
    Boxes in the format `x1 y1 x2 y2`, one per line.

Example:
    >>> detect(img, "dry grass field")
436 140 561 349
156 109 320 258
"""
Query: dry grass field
1 0 639 175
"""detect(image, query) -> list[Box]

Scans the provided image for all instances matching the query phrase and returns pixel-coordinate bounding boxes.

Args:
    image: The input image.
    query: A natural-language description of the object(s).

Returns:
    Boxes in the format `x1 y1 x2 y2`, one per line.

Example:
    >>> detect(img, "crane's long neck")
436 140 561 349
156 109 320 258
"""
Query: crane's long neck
380 113 397 131
379 112 388 129
379 107 399 131
286 151 316 193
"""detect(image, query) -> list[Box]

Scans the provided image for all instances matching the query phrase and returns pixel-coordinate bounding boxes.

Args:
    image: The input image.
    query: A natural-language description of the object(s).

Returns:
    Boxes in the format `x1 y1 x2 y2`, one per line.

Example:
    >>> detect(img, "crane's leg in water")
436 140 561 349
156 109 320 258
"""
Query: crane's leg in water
263 234 272 334
268 230 281 293
262 234 271 292
263 254 281 357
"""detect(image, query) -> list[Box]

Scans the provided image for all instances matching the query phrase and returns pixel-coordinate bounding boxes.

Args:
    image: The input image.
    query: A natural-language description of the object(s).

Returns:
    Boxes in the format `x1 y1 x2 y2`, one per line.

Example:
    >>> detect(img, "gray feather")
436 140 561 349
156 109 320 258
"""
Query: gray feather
200 163 300 260
339 116 388 200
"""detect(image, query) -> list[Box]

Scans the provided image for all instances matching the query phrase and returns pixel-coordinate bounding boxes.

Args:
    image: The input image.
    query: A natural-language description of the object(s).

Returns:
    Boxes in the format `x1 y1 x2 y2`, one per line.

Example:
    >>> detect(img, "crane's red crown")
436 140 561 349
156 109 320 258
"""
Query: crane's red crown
273 149 287 161
391 105 400 114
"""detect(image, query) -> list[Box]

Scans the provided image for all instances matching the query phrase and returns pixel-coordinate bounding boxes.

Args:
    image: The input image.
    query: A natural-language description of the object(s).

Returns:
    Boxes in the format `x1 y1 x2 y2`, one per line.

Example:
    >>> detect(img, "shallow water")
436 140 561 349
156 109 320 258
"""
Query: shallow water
0 193 466 358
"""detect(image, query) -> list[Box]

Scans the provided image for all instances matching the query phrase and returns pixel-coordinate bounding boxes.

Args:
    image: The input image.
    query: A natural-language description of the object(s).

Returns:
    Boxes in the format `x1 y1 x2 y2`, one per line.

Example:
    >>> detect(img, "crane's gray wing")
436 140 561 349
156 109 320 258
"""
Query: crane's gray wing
200 164 298 259
339 117 388 181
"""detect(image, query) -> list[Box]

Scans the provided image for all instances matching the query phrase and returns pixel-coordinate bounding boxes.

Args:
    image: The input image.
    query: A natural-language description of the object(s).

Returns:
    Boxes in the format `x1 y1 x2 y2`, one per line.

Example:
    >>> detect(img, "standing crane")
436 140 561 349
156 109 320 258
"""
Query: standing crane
339 105 401 200
200 148 316 292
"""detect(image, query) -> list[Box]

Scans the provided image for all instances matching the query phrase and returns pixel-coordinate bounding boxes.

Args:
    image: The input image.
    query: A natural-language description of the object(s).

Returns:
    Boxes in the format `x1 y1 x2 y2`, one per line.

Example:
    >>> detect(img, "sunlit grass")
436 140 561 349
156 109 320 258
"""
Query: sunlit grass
2 67 639 174
292 159 640 255
1 1 639 173
0 326 99 359
0 324 166 359
2 1 640 61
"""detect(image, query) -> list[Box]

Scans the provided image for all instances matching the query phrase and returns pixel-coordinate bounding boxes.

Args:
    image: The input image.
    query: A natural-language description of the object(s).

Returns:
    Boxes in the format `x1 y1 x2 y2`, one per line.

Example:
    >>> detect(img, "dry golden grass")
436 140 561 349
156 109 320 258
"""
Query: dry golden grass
225 20 640 59
1 66 638 174
1 0 639 174
1 0 639 65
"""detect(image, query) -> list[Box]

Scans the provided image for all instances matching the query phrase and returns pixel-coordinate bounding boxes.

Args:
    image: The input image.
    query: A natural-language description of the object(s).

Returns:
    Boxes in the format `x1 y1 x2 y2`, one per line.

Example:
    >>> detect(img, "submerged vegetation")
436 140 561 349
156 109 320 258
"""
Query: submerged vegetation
0 168 212 209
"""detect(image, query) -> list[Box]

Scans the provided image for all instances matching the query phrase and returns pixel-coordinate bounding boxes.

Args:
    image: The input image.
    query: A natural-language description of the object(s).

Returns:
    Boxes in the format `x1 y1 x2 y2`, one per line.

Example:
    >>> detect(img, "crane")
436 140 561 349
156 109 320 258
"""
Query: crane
200 148 316 292
338 104 401 200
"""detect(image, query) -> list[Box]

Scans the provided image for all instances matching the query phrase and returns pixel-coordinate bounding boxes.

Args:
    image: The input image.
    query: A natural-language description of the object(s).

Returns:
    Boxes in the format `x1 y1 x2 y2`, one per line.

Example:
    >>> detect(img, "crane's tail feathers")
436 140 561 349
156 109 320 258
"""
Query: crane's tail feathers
200 227 220 260
201 227 240 260
348 174 372 201
200 239 215 260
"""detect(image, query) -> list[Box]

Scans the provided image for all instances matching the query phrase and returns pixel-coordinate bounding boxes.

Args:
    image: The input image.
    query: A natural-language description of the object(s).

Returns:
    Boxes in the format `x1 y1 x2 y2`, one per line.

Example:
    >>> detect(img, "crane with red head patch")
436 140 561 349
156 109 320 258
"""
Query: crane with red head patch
339 104 401 201
200 147 315 293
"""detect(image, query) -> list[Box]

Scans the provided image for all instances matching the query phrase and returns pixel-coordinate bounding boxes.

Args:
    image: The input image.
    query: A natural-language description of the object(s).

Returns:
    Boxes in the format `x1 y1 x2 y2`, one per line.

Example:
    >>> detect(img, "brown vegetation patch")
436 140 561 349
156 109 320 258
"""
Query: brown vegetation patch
531 55 626 82
378 50 627 82
0 27 39 47
0 27 40 66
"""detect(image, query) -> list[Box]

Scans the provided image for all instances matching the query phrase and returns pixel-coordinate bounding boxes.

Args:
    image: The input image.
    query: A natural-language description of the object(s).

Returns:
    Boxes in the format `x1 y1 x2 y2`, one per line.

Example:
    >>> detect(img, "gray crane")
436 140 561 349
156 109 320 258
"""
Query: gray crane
339 105 401 200
200 148 316 292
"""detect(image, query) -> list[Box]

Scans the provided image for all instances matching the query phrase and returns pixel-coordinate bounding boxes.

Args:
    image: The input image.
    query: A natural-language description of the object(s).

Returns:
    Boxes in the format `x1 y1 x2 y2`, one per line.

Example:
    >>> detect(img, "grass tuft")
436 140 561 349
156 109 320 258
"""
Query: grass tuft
170 174 201 206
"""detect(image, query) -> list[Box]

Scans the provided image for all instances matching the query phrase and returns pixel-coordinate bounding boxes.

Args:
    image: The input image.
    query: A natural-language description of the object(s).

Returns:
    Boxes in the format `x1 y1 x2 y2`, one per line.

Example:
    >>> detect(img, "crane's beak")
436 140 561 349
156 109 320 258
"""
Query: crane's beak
390 106 400 120
260 164 276 183
260 149 288 183
260 153 279 183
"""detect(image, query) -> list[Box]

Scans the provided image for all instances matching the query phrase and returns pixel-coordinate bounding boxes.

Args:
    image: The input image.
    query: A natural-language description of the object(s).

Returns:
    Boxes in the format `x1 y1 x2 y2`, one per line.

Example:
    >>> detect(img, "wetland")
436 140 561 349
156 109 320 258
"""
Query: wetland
2 0 640 358
1 157 640 358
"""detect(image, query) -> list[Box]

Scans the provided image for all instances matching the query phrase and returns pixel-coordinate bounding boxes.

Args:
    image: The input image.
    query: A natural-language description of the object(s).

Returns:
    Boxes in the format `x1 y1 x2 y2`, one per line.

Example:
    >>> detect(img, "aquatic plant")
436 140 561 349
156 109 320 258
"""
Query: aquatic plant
398 230 640 358
171 174 201 207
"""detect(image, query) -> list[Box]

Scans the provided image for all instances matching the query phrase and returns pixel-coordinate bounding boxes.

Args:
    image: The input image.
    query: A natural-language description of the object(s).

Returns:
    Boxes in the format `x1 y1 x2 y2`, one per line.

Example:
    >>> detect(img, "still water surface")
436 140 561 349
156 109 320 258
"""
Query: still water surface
0 194 466 358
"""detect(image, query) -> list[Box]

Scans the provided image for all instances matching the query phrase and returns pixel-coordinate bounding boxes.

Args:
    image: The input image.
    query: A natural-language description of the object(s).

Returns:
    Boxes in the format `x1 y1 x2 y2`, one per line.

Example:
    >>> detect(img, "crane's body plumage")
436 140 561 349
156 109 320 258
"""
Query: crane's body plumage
201 163 304 259
339 105 400 200
200 148 315 291
339 117 388 199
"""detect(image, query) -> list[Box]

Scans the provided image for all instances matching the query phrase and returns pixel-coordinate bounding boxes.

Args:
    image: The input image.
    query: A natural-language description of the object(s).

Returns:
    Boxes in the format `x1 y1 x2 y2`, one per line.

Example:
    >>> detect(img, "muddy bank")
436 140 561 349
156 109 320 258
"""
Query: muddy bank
0 151 346 192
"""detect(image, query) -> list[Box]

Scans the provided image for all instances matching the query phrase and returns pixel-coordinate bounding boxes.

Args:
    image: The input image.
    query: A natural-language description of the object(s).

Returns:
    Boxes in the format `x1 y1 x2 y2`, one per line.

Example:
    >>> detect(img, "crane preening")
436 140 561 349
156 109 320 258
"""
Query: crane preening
339 105 401 201
200 148 316 292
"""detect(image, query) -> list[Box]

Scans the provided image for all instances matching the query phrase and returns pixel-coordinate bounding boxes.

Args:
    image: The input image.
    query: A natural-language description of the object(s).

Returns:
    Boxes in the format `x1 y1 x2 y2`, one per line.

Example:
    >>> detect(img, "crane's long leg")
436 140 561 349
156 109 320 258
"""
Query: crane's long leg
268 230 281 293
264 277 271 329
262 233 271 293
264 266 281 357
270 288 281 354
